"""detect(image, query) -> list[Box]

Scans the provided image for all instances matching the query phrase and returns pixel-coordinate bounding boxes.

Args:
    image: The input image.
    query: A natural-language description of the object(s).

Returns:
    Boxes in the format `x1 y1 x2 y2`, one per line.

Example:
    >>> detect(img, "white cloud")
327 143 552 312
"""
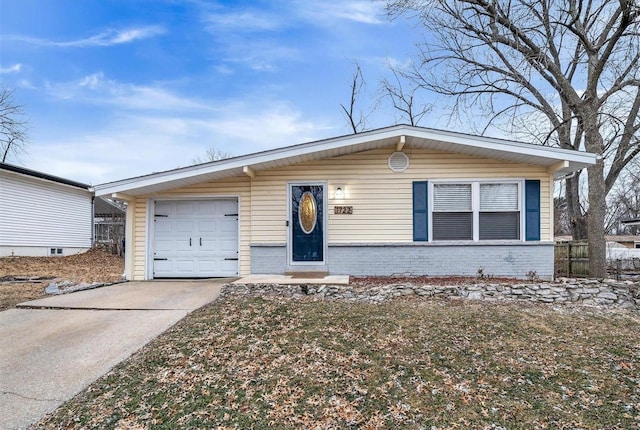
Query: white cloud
293 1 385 25
198 102 330 150
222 43 301 72
78 73 103 90
0 63 22 74
26 94 334 184
200 1 385 30
16 79 36 89
383 56 414 71
47 72 210 111
6 26 165 48
214 64 234 75
197 1 384 72
203 10 282 32
27 114 329 184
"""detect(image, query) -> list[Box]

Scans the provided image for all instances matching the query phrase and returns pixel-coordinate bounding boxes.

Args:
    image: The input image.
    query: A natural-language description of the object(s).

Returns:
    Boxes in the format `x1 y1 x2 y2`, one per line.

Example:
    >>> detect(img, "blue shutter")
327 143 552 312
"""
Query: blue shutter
525 180 540 241
413 181 428 241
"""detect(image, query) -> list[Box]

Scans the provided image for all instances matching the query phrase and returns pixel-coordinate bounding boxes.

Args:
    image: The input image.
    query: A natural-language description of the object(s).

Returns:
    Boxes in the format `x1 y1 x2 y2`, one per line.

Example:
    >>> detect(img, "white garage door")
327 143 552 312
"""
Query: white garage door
153 200 238 278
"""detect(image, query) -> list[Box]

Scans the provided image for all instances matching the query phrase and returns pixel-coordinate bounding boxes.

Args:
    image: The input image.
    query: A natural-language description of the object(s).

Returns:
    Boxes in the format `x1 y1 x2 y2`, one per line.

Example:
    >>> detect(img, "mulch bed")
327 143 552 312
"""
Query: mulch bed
0 248 124 310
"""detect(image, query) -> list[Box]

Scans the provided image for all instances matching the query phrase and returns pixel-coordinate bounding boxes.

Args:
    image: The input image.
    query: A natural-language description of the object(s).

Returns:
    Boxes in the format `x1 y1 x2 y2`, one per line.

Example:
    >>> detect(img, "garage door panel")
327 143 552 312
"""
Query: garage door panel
198 220 217 233
154 260 172 273
216 200 238 213
175 202 196 216
175 239 193 252
176 221 195 233
153 199 238 278
197 259 217 272
220 219 238 233
219 239 238 252
155 220 173 233
155 202 173 214
198 200 221 214
155 239 174 252
176 259 195 273
199 239 217 252
219 259 238 274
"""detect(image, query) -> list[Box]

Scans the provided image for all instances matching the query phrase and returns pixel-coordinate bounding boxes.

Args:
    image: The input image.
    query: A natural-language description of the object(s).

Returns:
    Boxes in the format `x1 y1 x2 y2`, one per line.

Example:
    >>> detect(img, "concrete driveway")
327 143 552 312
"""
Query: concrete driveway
0 280 227 430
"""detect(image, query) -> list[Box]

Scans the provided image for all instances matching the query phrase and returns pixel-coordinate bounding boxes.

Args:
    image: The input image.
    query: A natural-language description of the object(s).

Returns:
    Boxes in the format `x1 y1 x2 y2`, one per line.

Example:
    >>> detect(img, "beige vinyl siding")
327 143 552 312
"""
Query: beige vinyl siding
132 198 147 280
130 177 251 279
251 147 552 244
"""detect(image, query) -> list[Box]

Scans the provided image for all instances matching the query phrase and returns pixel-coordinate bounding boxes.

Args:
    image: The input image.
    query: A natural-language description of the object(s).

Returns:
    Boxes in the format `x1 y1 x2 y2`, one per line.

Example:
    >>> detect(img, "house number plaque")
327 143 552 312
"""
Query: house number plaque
334 206 353 214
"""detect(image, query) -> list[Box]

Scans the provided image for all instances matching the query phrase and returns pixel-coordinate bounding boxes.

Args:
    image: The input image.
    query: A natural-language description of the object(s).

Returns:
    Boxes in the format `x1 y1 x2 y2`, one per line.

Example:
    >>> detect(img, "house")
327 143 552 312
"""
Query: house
556 235 640 250
622 218 640 227
607 235 640 250
94 196 125 253
94 125 597 280
0 162 93 257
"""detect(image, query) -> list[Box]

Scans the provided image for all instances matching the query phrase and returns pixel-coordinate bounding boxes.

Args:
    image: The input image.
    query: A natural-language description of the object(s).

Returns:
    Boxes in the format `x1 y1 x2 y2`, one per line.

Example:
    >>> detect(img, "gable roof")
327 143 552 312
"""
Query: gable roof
0 162 90 190
94 124 598 197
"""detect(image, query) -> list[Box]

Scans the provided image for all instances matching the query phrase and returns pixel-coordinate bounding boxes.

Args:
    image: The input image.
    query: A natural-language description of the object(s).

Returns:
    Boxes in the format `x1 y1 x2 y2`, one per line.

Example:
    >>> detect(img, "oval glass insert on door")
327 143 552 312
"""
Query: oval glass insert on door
298 191 317 234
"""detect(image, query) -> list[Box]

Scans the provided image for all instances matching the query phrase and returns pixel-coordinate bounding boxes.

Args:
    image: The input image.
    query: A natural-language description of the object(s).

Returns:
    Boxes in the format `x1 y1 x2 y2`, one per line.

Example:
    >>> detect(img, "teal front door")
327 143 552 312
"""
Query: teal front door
290 184 324 262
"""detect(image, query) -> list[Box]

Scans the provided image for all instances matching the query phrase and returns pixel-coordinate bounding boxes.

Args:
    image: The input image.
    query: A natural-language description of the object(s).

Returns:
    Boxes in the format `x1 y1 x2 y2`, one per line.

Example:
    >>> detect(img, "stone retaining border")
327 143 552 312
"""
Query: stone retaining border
221 278 640 310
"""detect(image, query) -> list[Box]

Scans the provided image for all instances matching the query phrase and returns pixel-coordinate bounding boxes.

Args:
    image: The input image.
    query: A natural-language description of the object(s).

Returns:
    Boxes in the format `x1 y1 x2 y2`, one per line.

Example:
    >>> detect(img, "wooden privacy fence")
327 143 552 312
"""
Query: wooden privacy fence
555 241 589 277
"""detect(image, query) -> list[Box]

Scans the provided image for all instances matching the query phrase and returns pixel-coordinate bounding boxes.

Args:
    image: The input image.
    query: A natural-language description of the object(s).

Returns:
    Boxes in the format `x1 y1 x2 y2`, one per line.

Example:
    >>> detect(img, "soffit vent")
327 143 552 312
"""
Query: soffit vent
388 151 409 172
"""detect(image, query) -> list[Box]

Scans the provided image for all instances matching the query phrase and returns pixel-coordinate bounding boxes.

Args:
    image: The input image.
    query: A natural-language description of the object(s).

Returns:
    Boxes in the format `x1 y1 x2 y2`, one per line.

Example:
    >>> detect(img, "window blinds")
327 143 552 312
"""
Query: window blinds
433 184 472 211
480 183 518 211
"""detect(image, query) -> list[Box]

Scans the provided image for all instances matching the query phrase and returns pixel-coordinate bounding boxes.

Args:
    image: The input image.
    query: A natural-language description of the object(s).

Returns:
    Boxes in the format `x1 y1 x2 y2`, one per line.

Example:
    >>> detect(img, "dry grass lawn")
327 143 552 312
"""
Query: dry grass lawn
37 296 640 429
0 248 123 310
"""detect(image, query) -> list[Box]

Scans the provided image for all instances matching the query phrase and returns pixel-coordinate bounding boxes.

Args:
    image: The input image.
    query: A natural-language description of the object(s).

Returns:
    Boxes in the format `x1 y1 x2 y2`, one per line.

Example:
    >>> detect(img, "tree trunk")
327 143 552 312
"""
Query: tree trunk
565 175 588 239
586 160 607 278
584 129 607 278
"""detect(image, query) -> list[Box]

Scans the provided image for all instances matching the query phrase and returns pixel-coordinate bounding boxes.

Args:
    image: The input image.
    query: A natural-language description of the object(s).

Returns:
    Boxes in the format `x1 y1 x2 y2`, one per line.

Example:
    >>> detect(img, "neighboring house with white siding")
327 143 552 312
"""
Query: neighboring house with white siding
622 218 640 227
94 125 597 281
94 196 125 244
0 163 93 257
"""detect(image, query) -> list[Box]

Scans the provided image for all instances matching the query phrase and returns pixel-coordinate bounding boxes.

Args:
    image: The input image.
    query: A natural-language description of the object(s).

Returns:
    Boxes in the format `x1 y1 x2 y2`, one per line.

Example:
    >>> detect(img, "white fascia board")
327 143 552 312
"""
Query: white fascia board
409 127 597 165
94 124 597 196
94 128 403 196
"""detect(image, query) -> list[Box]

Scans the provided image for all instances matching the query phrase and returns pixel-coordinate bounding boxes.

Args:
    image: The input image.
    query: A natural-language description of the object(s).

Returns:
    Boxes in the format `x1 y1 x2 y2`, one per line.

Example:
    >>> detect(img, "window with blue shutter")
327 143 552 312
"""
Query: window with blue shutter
525 180 541 241
433 183 473 240
479 183 520 240
413 181 428 241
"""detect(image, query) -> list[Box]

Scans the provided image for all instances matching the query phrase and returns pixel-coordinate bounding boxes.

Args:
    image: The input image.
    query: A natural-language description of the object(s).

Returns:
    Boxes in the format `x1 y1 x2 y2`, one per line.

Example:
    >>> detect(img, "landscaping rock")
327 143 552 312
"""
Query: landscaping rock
221 278 640 310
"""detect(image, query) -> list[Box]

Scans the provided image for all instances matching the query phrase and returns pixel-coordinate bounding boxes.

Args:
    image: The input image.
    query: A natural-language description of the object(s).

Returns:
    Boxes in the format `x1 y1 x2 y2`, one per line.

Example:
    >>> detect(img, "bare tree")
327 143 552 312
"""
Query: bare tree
606 161 640 235
554 196 571 236
380 64 431 126
341 62 369 134
192 147 232 165
386 0 640 277
0 87 28 163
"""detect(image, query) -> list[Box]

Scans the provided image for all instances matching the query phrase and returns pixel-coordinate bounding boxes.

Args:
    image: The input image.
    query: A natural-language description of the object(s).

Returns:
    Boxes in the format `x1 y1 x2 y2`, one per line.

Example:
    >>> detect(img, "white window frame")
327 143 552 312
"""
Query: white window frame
429 179 524 242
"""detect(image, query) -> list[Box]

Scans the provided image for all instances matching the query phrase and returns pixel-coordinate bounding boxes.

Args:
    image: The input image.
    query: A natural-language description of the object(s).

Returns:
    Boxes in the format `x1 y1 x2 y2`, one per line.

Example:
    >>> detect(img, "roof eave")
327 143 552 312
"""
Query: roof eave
1 162 91 190
94 125 598 197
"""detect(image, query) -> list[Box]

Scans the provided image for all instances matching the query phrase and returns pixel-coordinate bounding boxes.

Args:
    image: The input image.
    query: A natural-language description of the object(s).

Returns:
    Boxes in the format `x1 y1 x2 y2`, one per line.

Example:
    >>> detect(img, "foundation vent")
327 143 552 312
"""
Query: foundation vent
388 151 409 172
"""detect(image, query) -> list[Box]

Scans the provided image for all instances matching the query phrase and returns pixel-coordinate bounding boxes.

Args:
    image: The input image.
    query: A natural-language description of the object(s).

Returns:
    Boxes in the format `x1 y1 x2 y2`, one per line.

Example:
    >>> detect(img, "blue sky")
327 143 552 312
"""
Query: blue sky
0 0 447 185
